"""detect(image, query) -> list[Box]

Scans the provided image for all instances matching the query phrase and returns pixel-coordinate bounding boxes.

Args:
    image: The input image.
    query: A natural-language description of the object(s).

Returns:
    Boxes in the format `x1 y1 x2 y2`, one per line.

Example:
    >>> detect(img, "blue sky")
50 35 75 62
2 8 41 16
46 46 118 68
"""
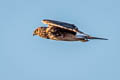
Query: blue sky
0 0 120 80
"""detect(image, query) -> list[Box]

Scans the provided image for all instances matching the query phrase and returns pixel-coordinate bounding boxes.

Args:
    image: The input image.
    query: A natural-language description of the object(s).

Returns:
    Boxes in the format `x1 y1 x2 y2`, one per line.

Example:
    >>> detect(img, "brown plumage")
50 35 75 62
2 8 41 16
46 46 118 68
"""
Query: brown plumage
33 19 108 42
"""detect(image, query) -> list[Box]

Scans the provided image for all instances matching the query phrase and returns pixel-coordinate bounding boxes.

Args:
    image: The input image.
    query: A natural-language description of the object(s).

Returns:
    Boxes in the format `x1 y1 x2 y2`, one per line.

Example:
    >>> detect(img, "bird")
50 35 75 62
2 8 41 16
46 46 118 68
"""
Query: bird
33 19 108 42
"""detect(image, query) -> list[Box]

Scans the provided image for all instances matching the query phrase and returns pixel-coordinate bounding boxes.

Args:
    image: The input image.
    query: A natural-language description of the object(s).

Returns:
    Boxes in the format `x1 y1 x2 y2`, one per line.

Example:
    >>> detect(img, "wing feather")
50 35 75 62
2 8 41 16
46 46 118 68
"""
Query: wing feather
42 19 89 36
42 19 78 31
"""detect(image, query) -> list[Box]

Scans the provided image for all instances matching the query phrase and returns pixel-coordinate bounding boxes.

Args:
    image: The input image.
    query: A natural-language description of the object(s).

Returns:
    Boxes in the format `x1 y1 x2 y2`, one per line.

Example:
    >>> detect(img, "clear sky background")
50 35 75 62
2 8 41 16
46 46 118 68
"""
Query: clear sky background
0 0 120 80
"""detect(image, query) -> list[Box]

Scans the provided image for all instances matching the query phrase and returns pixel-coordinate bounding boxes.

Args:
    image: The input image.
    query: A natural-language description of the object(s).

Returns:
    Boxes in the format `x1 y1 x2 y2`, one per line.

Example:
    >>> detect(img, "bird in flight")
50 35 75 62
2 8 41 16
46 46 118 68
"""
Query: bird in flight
33 19 108 42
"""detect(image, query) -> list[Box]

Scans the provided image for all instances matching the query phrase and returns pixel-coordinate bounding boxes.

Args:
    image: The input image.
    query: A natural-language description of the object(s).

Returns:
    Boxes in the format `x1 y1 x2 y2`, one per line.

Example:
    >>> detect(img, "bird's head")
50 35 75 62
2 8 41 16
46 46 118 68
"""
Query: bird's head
33 27 47 36
33 27 40 36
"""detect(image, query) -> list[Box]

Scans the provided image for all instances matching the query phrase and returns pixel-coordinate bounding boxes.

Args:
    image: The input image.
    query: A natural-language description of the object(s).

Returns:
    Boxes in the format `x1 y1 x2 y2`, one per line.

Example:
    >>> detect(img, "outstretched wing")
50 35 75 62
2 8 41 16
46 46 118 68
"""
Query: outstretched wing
41 19 88 35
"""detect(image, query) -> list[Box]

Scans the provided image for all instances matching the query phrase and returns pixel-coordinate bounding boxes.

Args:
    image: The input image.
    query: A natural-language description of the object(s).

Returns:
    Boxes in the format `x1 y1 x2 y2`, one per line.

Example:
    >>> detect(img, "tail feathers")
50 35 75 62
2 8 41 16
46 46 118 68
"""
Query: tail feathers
85 36 108 40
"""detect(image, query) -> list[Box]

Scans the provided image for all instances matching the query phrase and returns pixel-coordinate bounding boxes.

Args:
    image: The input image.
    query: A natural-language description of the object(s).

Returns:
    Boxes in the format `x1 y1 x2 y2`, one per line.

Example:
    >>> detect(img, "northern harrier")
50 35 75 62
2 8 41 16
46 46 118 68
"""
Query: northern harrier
33 19 108 42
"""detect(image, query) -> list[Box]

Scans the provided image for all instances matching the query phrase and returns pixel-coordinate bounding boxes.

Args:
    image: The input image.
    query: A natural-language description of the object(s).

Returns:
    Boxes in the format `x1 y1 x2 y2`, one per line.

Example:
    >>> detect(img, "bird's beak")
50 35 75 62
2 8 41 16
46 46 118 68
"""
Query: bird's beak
33 33 36 36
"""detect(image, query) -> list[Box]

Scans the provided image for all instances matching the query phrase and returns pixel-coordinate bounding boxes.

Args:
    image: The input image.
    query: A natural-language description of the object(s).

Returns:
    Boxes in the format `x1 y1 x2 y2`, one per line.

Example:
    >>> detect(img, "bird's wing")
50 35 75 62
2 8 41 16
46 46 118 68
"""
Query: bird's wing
41 19 90 36
42 19 78 32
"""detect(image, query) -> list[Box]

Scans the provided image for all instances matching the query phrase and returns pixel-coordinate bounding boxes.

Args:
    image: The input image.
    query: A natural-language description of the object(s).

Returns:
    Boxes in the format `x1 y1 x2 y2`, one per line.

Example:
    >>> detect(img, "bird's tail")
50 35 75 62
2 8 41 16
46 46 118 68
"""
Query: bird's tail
85 36 108 40
75 35 108 42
